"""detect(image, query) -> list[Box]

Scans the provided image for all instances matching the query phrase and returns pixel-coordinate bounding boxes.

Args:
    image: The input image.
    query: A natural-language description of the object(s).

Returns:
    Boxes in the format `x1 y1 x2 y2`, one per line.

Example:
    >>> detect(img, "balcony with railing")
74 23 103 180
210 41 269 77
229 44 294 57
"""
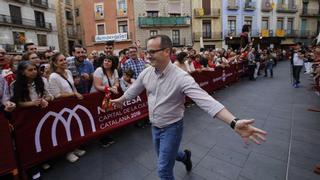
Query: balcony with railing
276 3 298 13
30 0 49 9
227 0 240 10
300 8 320 17
299 30 318 38
285 29 297 37
12 0 27 3
244 1 256 11
224 30 238 37
0 44 24 53
261 0 273 12
0 14 52 31
193 32 222 41
67 28 78 39
138 17 191 28
194 8 220 18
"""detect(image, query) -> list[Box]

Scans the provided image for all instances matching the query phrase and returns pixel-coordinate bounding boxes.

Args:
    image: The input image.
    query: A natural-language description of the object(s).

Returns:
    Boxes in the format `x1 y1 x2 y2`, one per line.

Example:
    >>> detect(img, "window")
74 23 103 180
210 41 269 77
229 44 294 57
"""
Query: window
96 24 105 35
66 10 73 20
147 11 158 17
118 21 128 33
37 34 47 46
227 16 236 35
150 30 158 36
244 17 252 30
117 0 127 16
277 18 284 30
65 0 72 5
75 8 79 17
35 11 45 28
262 17 269 29
287 18 294 33
202 20 212 39
67 25 74 36
228 0 236 6
172 30 180 46
9 5 22 25
95 3 104 19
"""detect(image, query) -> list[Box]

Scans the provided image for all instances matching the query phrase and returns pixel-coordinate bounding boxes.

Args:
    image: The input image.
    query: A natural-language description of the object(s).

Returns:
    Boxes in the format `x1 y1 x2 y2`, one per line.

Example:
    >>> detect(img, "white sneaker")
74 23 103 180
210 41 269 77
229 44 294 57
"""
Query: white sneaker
73 148 86 157
66 152 79 163
42 163 51 170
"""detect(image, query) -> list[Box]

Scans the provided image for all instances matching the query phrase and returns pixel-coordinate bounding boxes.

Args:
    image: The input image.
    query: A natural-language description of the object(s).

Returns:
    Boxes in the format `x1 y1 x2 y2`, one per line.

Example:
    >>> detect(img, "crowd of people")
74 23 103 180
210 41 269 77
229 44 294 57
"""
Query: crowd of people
0 38 320 179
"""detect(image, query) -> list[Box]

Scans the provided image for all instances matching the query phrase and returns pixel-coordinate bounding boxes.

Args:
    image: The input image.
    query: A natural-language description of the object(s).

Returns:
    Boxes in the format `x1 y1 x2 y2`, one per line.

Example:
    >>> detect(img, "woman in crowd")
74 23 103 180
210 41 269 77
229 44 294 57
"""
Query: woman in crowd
193 54 203 70
48 52 85 163
11 61 53 107
22 52 41 67
184 55 195 73
39 63 51 82
174 51 188 72
91 55 119 147
11 61 54 180
91 55 119 94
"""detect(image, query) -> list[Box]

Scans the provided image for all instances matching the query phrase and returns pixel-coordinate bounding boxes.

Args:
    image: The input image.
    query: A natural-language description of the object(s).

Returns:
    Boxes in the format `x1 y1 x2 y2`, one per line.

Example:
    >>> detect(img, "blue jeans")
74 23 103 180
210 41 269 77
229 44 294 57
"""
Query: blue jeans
264 63 273 77
151 120 186 180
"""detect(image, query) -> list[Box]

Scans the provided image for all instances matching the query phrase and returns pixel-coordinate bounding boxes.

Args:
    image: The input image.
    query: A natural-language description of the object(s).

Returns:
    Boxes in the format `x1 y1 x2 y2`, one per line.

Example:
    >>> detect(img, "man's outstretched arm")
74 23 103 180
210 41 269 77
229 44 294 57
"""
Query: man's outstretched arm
182 74 267 145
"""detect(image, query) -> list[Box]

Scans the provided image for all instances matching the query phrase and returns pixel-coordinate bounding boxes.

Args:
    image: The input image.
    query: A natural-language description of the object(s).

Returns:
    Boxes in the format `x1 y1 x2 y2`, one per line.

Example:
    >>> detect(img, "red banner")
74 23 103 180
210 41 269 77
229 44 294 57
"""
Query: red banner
191 63 243 94
12 92 148 168
0 114 16 175
4 62 247 171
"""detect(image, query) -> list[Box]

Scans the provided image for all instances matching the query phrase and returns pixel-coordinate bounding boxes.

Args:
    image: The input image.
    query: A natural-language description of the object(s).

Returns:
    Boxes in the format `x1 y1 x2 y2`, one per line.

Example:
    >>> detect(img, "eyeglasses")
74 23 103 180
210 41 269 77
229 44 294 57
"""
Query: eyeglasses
146 48 167 55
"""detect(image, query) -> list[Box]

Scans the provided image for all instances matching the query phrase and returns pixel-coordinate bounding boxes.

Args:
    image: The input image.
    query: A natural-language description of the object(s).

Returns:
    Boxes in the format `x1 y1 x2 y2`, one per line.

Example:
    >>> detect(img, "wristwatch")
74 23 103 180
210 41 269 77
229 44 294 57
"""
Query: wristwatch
230 118 240 129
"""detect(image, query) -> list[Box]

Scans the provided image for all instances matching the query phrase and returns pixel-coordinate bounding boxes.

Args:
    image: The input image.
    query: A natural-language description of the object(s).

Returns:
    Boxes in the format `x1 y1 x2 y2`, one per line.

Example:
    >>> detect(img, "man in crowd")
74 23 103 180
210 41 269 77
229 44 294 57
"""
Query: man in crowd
123 46 146 79
24 42 37 53
104 41 119 69
67 45 94 94
111 35 267 180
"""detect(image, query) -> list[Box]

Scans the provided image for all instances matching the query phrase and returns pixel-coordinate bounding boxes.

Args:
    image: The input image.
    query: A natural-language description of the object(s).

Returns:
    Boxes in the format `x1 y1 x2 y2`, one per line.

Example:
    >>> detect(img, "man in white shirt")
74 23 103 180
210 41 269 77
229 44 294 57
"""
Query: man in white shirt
111 35 267 180
292 50 305 88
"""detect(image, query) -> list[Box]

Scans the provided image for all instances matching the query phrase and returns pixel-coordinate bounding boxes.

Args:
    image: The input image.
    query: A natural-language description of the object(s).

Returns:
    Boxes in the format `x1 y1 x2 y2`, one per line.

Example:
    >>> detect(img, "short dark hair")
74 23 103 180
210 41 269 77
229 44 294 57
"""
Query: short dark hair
242 25 250 33
72 44 84 52
129 46 138 51
21 52 36 61
24 42 35 52
176 52 188 63
105 41 114 47
124 69 134 78
147 35 172 53
100 55 117 72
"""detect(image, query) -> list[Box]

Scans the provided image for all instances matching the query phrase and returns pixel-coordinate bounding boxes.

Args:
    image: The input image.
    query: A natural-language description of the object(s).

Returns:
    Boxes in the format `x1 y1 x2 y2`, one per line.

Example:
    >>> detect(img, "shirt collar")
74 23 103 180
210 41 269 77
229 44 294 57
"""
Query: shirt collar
155 62 172 78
